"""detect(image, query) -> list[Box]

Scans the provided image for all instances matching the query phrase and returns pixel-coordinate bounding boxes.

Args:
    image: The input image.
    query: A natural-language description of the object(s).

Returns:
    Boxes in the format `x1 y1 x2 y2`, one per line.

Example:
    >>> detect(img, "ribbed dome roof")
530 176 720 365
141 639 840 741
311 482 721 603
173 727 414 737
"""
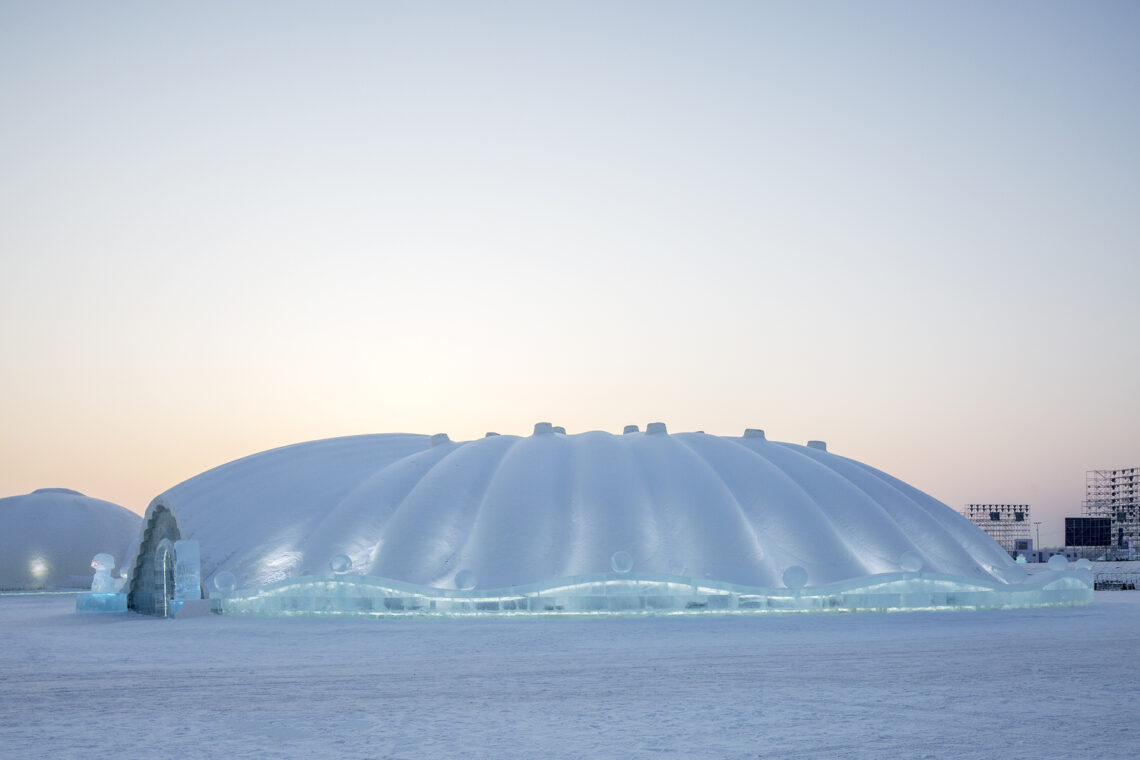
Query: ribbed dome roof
1 489 140 590
135 427 1014 592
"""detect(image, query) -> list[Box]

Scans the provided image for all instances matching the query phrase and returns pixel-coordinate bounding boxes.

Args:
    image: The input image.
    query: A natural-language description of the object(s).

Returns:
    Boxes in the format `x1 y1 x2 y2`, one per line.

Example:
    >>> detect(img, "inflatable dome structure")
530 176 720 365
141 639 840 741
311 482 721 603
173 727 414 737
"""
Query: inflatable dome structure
1 488 140 590
125 426 1092 616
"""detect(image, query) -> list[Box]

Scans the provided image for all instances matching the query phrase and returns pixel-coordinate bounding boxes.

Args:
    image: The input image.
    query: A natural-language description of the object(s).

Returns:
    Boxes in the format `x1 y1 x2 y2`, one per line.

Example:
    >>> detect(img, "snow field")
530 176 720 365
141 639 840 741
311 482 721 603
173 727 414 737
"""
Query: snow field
1 593 1138 759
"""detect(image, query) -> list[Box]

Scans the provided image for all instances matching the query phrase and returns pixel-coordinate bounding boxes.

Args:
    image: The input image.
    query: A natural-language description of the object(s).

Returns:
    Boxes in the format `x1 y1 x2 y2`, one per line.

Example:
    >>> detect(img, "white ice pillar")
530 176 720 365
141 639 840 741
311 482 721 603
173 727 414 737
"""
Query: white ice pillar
173 539 202 600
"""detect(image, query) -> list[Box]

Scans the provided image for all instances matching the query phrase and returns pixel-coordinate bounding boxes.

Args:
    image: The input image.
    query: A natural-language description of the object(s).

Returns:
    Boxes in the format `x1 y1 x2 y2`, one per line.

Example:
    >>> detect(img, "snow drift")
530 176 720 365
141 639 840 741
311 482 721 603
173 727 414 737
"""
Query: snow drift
1 488 140 590
129 426 1017 594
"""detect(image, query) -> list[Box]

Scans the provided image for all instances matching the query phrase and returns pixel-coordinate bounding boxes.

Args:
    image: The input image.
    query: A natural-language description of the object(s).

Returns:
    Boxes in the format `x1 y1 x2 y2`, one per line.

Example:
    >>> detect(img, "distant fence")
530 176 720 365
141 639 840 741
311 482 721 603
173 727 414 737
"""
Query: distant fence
1094 573 1139 590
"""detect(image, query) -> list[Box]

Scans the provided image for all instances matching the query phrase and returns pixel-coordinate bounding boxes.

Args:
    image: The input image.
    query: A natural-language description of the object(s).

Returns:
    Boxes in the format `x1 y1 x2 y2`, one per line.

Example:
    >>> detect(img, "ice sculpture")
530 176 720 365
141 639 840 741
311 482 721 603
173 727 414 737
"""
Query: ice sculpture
898 551 924 573
173 539 201 600
329 555 352 574
454 569 477 590
90 553 115 592
76 552 127 614
1047 554 1069 572
214 571 237 593
782 566 808 590
610 551 633 574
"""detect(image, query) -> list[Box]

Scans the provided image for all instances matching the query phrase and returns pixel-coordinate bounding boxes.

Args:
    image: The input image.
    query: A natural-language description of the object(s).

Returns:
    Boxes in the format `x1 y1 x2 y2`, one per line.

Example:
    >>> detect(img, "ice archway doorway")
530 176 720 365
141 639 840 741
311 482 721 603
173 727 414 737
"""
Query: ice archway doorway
127 505 182 615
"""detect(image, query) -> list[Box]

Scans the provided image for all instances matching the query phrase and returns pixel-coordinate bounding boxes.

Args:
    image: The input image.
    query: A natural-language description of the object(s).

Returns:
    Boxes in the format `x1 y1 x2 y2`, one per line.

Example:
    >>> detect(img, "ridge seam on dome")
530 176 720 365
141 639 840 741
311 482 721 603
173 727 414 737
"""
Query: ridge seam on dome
674 435 772 581
443 434 526 586
788 446 949 572
813 450 978 569
369 439 477 580
765 442 905 577
724 438 867 573
313 441 457 573
838 456 1012 574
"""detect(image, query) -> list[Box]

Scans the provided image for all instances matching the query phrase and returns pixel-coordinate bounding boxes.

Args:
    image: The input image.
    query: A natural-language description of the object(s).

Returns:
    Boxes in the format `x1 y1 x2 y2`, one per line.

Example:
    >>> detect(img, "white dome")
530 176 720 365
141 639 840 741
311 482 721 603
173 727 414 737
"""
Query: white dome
0 488 140 590
132 429 1014 593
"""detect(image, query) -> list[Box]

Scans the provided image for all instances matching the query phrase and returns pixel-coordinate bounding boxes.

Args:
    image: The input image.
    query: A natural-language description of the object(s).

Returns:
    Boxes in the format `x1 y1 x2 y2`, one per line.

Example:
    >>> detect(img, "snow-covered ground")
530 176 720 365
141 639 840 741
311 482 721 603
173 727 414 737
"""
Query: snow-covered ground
1 594 1138 759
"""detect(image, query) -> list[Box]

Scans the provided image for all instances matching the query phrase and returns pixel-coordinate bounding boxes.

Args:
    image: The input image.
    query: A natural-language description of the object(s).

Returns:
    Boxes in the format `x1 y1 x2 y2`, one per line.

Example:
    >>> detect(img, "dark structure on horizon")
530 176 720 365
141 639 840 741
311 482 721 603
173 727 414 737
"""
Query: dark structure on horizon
1065 517 1111 548
962 504 1030 555
1070 468 1140 558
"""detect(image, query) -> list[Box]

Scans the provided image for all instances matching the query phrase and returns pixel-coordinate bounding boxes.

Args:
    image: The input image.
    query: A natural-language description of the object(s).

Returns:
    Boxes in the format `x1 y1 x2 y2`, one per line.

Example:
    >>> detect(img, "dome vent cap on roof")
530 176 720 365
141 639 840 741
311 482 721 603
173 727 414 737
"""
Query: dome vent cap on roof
430 433 451 447
623 425 639 434
553 426 566 434
743 429 766 440
807 440 827 451
533 422 554 435
646 422 667 435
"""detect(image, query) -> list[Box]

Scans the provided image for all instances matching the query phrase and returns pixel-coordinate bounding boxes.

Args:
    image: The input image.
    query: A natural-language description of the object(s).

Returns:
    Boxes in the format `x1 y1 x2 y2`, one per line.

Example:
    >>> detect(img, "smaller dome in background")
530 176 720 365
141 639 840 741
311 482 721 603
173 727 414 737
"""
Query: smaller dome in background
0 489 140 590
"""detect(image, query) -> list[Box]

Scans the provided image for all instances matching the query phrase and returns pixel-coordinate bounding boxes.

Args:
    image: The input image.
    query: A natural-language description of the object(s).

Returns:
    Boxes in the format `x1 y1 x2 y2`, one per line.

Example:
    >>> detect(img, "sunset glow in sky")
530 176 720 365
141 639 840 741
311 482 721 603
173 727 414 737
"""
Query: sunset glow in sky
2 2 1137 545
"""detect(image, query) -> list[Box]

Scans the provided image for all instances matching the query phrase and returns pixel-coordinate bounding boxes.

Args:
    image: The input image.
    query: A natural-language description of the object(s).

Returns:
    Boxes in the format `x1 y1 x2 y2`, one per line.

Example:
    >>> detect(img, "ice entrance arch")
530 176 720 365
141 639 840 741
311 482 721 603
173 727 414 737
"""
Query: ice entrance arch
153 539 175 616
128 505 182 615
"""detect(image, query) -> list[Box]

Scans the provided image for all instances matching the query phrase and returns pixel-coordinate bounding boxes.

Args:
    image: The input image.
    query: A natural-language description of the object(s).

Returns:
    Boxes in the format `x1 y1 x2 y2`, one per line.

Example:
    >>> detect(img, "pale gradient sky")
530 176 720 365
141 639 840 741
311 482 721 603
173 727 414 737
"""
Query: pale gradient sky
2 1 1137 546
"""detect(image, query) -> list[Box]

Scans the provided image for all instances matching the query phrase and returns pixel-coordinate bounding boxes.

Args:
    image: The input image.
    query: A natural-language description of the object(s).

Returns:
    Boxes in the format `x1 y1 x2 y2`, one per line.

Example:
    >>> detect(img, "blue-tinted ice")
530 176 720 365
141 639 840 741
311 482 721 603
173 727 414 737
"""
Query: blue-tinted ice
211 562 1094 618
173 540 201 600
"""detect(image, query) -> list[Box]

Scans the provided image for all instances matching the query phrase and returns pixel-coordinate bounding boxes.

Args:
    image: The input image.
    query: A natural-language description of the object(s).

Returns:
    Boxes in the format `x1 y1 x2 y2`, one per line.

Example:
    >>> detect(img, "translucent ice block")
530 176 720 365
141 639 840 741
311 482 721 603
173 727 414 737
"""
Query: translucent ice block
173 539 201 600
76 592 128 614
212 566 1093 619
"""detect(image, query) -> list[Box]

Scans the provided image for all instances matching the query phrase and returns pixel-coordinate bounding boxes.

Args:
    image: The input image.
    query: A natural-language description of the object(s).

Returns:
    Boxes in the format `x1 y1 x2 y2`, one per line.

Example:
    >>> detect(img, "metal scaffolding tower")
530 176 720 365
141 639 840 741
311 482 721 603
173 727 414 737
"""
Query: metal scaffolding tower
963 504 1031 554
1083 468 1140 557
